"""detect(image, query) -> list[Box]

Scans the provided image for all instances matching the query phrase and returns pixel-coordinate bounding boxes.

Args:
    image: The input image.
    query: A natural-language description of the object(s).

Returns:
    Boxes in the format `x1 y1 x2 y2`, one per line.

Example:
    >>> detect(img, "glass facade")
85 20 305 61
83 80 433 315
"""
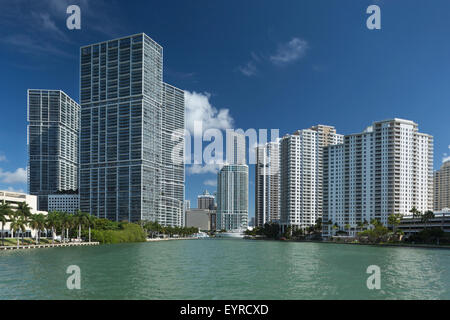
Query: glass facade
27 90 80 211
216 165 249 231
79 33 184 225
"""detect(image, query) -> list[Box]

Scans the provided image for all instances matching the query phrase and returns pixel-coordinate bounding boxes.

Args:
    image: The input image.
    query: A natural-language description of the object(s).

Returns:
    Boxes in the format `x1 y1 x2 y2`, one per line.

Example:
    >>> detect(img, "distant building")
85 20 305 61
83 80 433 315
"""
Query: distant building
216 164 249 231
248 217 256 228
27 89 80 212
185 209 216 231
434 160 450 211
255 142 280 227
48 192 79 214
323 119 433 238
198 190 215 210
226 131 246 165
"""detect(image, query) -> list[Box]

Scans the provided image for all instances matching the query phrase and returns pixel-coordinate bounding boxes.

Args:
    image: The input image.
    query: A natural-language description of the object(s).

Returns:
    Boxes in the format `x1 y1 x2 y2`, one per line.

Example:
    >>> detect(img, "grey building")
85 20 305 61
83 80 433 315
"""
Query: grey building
255 142 280 227
434 160 450 211
79 33 184 225
160 83 185 227
198 190 215 210
27 89 80 211
216 164 249 231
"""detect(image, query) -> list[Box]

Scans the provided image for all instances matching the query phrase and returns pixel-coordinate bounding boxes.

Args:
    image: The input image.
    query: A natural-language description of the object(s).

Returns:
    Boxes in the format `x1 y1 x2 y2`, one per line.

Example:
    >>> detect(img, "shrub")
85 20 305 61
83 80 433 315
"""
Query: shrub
90 223 146 244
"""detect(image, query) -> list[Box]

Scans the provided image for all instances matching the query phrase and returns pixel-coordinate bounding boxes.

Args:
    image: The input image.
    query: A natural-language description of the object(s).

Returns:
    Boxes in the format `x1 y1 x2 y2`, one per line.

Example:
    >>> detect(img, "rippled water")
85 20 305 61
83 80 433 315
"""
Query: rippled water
0 240 449 299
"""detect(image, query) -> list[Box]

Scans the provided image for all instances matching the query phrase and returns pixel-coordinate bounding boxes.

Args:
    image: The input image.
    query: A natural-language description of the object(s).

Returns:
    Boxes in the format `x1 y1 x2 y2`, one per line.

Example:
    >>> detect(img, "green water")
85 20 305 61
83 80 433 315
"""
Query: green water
0 239 449 300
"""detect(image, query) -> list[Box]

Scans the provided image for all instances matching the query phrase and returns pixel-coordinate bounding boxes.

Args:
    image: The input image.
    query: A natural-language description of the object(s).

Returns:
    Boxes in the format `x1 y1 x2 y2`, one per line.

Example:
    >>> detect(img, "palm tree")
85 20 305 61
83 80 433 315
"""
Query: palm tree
86 214 96 243
0 202 13 246
29 214 46 245
36 214 46 244
9 213 27 246
410 207 421 219
421 211 435 230
61 213 74 243
28 215 40 245
16 202 32 219
46 211 60 244
388 213 402 234
357 221 364 233
75 211 90 241
344 224 351 236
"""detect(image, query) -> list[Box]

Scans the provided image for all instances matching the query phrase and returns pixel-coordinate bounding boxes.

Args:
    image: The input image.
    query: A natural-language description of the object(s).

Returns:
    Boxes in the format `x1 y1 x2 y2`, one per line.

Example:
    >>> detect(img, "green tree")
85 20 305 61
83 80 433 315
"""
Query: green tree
46 211 60 244
410 207 422 219
421 211 435 230
28 214 40 245
16 202 32 219
0 202 13 246
388 213 402 234
344 224 351 235
86 214 96 243
9 213 27 246
75 210 90 241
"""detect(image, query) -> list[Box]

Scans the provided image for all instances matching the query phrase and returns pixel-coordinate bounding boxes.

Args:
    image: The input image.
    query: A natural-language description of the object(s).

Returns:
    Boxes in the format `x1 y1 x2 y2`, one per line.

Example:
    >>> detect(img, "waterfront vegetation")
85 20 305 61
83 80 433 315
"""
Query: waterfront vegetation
245 209 450 247
140 220 199 239
0 202 199 247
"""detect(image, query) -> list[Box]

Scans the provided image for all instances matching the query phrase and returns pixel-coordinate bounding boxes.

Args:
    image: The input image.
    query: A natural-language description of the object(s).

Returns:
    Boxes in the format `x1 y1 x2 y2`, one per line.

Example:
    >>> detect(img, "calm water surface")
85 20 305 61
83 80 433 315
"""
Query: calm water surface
0 239 449 299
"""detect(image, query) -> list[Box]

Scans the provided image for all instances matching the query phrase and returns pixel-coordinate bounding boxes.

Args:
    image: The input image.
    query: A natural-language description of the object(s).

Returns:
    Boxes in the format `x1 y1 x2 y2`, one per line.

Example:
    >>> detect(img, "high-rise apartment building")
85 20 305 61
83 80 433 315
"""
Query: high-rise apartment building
27 89 80 211
226 131 246 165
216 164 249 231
79 33 184 225
160 83 185 227
434 160 450 211
279 125 343 230
255 142 280 227
198 190 215 210
217 131 248 231
323 119 433 238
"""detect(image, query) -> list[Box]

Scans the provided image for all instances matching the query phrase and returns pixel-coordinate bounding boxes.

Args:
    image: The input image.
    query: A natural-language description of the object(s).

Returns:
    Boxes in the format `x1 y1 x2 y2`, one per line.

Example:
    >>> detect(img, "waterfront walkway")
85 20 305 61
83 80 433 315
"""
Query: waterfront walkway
0 242 100 251
146 237 199 242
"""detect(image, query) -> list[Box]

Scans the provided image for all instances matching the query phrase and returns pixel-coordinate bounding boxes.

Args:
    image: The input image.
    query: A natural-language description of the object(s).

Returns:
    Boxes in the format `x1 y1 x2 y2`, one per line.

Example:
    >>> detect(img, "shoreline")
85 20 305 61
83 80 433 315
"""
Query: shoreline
244 237 450 250
0 242 100 251
146 237 199 242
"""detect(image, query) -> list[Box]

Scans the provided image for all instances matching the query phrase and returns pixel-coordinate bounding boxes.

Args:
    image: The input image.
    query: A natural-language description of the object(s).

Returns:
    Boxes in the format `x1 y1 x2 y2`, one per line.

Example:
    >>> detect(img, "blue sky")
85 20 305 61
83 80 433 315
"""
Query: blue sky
0 0 449 218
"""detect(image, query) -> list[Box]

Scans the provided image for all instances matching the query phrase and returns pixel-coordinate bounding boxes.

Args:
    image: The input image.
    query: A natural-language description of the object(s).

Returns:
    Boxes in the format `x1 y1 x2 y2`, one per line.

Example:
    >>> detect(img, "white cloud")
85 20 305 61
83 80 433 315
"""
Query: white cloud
270 38 309 66
0 167 27 184
6 187 25 193
443 145 450 163
238 61 257 77
204 179 217 187
187 164 222 175
184 91 234 136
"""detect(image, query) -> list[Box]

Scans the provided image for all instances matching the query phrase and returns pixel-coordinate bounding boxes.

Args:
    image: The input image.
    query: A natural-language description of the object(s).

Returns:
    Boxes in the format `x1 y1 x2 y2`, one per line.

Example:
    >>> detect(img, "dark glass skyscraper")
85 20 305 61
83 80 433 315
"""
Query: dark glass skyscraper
27 89 80 211
79 33 184 225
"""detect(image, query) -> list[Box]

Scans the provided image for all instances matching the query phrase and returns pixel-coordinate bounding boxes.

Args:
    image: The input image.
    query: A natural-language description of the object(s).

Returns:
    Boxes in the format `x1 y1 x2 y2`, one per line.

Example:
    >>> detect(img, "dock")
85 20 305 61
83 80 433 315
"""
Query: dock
0 242 100 251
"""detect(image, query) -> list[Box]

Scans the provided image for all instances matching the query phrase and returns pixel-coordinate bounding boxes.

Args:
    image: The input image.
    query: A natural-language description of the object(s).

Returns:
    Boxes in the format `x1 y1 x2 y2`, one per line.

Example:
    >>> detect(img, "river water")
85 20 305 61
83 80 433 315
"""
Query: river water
0 239 449 299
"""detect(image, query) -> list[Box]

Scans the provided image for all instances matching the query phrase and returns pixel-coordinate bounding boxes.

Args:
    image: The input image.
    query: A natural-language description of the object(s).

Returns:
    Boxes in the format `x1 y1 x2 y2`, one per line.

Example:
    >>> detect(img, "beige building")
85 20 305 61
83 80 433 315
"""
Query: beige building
280 125 343 230
323 119 433 238
0 190 47 238
434 160 450 211
185 209 216 231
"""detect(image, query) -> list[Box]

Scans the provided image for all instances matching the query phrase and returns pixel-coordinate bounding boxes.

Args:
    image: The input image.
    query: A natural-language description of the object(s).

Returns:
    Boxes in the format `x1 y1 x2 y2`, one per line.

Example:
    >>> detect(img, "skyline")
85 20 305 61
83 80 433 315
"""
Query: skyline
0 1 450 220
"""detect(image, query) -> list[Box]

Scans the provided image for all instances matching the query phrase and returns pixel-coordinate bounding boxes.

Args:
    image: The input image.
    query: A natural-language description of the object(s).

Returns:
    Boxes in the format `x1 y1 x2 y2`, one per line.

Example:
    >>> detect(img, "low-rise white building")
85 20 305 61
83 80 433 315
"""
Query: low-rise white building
0 190 47 239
